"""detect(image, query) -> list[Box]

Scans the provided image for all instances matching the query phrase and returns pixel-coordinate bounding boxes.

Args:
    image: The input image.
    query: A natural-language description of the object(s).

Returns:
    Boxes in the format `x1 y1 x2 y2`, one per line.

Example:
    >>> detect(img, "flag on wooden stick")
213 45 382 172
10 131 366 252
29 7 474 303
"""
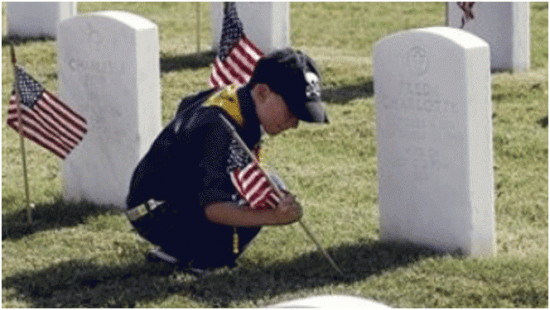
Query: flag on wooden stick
227 138 280 210
457 2 475 28
7 65 87 159
208 2 263 88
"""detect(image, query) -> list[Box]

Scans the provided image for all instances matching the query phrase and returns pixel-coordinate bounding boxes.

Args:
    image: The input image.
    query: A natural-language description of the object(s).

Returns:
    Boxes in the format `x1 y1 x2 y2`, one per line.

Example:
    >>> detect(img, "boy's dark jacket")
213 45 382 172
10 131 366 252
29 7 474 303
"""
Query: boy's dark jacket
126 85 263 211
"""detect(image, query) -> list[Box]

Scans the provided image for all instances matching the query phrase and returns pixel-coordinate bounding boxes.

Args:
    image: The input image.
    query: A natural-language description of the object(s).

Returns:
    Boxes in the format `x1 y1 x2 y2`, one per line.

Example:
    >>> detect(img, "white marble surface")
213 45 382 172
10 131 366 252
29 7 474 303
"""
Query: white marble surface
374 27 495 257
7 2 76 38
447 2 530 71
269 295 391 308
58 11 161 209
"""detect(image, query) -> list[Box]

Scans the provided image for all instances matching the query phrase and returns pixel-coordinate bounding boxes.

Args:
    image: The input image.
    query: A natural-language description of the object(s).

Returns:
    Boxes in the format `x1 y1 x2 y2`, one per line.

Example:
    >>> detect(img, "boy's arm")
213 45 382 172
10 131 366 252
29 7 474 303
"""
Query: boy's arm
204 194 303 226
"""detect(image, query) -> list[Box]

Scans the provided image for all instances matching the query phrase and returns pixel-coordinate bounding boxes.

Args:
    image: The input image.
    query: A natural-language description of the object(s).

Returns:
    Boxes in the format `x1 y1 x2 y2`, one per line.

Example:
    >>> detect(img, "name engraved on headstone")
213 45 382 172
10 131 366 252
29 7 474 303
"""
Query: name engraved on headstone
67 56 126 135
378 51 463 181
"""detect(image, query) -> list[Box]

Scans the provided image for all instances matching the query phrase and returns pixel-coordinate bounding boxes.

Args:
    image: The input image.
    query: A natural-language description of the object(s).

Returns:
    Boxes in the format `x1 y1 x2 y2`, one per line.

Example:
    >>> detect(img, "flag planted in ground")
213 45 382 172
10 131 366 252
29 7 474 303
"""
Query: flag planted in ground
7 65 87 159
458 2 475 28
227 139 280 210
209 2 263 88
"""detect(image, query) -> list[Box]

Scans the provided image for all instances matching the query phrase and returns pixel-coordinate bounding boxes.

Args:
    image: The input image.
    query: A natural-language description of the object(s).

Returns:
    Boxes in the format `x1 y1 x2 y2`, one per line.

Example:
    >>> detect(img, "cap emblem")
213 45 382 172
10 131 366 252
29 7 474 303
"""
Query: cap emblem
305 72 321 100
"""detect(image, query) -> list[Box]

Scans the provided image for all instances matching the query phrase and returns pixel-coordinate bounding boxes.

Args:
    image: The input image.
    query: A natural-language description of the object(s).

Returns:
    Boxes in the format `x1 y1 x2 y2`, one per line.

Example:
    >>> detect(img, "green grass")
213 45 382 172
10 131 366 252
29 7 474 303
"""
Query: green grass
2 2 548 308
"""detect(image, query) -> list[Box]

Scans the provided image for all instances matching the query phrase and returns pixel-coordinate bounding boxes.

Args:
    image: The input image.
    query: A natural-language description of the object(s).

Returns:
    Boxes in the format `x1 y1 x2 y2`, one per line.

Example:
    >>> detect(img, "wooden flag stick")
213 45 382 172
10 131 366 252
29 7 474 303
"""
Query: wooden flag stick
10 42 33 224
196 2 201 53
220 115 344 276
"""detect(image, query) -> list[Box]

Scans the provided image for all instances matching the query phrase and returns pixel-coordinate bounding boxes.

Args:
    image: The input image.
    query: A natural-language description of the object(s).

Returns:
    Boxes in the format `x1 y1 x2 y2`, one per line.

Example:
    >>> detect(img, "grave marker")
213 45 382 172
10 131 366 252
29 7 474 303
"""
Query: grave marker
7 2 77 39
447 2 530 71
374 27 495 257
58 11 161 209
270 295 390 308
211 2 290 54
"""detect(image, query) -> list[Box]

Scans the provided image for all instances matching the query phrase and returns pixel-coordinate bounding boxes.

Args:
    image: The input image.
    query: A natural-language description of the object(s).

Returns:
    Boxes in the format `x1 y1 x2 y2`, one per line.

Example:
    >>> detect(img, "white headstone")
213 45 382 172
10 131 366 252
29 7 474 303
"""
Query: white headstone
211 2 290 54
447 2 530 72
7 2 77 39
58 11 161 209
269 295 391 308
373 27 495 257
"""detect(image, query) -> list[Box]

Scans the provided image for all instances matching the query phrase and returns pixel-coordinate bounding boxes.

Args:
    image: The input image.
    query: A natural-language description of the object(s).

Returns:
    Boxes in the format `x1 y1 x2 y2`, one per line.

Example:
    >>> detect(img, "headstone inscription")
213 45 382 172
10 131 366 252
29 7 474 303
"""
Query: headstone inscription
211 2 290 54
447 2 530 71
58 11 161 209
7 2 77 39
373 27 495 257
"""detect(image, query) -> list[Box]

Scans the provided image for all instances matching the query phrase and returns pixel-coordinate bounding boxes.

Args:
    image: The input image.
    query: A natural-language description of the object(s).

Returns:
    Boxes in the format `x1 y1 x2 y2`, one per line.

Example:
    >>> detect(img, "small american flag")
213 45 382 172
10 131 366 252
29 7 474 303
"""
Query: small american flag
7 65 87 159
227 139 280 210
457 2 475 28
209 2 263 88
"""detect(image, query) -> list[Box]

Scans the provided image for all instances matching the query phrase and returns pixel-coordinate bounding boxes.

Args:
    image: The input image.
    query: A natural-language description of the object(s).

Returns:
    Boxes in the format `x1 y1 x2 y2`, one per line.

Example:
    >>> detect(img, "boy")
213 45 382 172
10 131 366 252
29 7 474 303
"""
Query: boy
125 48 328 272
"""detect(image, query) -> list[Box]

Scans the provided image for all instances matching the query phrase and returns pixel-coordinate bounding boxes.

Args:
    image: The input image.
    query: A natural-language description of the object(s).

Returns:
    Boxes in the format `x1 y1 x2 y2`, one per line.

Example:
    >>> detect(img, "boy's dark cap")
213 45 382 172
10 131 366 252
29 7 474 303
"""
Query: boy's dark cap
250 48 329 123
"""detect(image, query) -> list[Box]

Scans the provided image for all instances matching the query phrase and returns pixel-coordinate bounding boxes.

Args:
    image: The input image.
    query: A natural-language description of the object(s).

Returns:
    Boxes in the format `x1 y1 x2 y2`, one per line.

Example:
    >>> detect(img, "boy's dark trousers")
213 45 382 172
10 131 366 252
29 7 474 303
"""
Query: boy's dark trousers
128 200 261 269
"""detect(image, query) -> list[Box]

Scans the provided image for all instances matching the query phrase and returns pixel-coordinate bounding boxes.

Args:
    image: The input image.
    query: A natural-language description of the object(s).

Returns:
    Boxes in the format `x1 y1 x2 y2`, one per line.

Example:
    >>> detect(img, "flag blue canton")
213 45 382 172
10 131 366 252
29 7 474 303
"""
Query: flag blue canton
15 66 43 109
218 2 245 61
226 137 280 210
227 138 250 172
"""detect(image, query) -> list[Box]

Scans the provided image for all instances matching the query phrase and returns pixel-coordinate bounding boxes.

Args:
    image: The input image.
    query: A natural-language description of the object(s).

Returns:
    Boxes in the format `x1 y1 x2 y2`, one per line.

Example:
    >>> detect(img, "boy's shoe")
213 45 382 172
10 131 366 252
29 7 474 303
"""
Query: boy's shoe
146 248 209 275
147 247 178 264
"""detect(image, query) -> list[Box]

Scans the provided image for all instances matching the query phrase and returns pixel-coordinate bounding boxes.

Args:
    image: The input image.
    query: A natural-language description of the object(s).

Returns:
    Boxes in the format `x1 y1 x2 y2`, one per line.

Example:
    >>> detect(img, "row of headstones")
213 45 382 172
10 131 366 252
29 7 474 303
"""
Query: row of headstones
5 2 288 54
7 2 529 257
7 2 530 71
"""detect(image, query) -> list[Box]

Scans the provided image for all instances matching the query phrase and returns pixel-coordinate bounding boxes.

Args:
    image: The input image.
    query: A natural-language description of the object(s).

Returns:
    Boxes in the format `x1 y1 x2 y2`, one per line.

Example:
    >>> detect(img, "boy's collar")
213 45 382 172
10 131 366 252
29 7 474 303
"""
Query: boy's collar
237 84 261 133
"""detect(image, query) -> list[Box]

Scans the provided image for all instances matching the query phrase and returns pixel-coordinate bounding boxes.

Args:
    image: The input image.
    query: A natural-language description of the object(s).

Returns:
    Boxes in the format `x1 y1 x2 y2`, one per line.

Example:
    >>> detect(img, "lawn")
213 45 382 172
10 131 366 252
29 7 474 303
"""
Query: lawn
2 2 548 308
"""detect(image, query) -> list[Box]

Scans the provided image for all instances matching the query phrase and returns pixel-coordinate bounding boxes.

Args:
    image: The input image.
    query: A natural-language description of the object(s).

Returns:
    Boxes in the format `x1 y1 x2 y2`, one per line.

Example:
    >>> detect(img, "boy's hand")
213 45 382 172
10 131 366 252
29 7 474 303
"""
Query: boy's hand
204 193 303 227
272 193 303 225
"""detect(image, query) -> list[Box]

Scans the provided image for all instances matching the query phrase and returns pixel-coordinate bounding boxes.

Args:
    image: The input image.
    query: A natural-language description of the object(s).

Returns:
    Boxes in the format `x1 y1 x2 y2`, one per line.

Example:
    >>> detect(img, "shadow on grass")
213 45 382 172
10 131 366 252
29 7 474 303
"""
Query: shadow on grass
2 198 118 241
322 78 374 104
2 239 445 307
2 259 184 308
537 115 548 128
1 36 55 46
190 240 444 307
160 50 217 73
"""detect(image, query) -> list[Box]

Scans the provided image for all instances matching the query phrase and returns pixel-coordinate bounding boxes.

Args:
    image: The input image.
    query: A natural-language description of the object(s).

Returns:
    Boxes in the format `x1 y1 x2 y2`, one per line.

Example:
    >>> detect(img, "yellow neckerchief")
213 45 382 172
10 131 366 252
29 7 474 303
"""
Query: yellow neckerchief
203 85 264 162
203 85 244 127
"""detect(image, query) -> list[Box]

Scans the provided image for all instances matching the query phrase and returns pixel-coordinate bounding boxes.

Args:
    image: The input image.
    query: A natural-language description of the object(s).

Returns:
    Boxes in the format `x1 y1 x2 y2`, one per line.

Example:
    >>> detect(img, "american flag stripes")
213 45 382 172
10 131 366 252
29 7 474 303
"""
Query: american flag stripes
457 2 475 28
227 139 280 210
7 65 87 159
209 2 263 88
